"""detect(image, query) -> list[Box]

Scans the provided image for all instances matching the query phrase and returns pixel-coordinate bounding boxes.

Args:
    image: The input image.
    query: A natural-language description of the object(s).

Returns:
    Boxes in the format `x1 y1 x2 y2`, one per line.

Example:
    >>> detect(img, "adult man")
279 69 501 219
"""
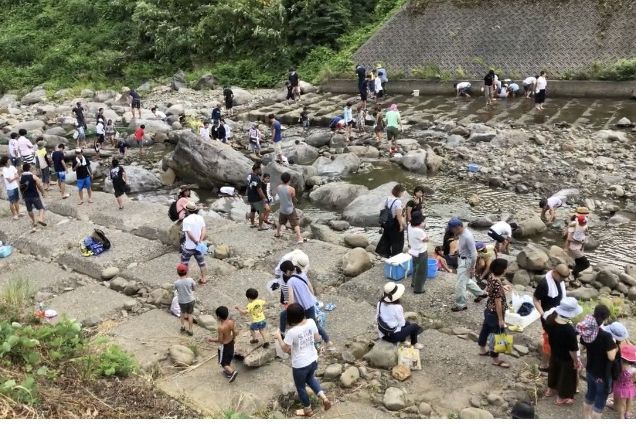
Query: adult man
8 132 20 167
448 217 487 312
17 129 36 165
269 114 283 162
523 75 538 98
95 107 105 124
72 148 93 205
275 172 303 244
288 68 300 101
455 81 472 97
483 69 495 106
211 104 222 127
247 163 269 230
19 163 47 227
181 201 207 285
355 64 366 92
223 87 234 116
51 144 70 199
533 263 570 372
128 89 142 119
1 156 21 219
488 220 518 254
385 104 402 153
539 194 565 223
150 106 166 121
72 102 87 129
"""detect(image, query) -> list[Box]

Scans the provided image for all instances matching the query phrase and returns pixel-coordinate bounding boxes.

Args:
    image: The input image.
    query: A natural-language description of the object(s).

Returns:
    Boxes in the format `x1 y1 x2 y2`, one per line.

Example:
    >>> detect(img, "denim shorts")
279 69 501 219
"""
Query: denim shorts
250 320 267 331
77 176 92 190
584 372 611 413
7 188 19 203
57 171 66 183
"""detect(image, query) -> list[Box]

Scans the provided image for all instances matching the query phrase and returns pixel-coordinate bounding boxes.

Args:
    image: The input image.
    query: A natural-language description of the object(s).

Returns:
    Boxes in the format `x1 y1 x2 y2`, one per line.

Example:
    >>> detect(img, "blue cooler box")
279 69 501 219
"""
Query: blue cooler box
384 253 413 281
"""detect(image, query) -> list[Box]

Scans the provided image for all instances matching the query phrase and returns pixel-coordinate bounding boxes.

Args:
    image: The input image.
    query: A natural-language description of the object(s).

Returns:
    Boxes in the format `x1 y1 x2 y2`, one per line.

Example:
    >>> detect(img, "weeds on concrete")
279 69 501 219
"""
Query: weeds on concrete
0 277 36 322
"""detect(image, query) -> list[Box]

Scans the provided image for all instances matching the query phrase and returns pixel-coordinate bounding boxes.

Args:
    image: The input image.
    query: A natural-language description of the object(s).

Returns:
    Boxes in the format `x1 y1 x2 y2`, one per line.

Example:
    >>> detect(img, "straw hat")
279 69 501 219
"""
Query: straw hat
383 282 405 303
184 201 199 212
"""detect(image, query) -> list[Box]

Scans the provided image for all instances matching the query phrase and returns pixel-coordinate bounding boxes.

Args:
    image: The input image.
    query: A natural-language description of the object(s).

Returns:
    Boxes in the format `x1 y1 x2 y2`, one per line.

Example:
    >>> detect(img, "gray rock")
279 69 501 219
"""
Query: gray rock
230 87 254 105
460 407 494 419
517 216 547 237
169 345 195 366
342 181 407 227
324 363 343 380
193 74 216 90
467 132 496 143
418 402 432 417
311 224 342 245
171 70 187 91
596 270 619 289
486 393 505 406
14 119 46 132
344 233 369 248
594 130 628 143
517 244 549 271
340 366 360 387
82 316 101 327
569 287 599 301
282 141 319 165
243 347 275 368
616 117 632 128
383 387 406 411
513 345 529 355
328 220 350 231
425 148 443 175
394 149 428 174
263 161 305 195
198 314 217 331
123 283 140 296
309 182 368 211
313 153 360 177
608 212 633 226
548 245 573 266
101 266 120 280
363 341 398 369
305 131 332 148
104 165 162 194
446 134 465 147
109 277 128 292
628 286 636 301
21 89 47 105
512 270 531 286
347 145 380 158
148 288 172 305
620 273 636 287
123 299 138 311
342 247 372 277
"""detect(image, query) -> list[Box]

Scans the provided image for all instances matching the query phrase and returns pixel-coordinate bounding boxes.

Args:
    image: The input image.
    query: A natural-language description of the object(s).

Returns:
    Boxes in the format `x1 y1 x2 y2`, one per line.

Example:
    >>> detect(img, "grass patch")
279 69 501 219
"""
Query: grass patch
0 277 36 323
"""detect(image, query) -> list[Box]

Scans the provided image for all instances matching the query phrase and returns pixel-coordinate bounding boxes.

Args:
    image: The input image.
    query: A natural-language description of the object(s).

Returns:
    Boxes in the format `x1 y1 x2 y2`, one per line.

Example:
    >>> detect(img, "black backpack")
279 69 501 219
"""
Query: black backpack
378 199 397 228
168 200 179 222
484 73 494 85
91 229 111 250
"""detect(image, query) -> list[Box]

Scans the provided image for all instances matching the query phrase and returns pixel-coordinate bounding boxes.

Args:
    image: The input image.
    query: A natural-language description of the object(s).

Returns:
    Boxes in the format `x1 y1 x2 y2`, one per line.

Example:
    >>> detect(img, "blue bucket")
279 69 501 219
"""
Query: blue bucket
427 258 438 279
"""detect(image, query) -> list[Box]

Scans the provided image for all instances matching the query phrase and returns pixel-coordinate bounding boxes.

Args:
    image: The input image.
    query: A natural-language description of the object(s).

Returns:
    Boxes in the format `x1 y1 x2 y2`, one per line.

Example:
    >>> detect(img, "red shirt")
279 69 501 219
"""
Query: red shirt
134 128 144 141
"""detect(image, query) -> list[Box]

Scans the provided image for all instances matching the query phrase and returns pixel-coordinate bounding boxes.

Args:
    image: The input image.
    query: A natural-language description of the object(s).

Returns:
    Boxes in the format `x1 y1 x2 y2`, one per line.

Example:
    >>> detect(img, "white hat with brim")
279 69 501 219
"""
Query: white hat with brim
383 282 405 303
288 249 309 270
601 322 629 341
555 296 583 319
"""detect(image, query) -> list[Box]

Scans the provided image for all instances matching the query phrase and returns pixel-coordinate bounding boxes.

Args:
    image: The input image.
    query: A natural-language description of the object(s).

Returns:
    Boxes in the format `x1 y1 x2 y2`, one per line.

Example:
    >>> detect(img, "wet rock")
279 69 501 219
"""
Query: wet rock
328 220 350 231
305 131 332 148
391 364 411 381
620 273 636 287
517 244 549 271
460 407 493 419
467 194 481 207
324 363 343 380
383 387 406 411
342 247 372 277
396 138 420 151
344 233 369 249
169 345 195 366
101 266 120 280
243 347 275 368
363 341 398 369
596 269 619 289
309 182 368 211
313 153 360 177
569 287 599 301
467 131 496 143
608 212 633 226
340 366 360 387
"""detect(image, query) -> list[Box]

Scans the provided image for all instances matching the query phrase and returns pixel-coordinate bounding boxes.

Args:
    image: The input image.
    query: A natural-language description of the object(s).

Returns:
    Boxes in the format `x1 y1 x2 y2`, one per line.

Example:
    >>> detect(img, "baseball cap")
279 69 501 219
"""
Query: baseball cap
176 263 188 274
475 242 486 250
447 217 463 228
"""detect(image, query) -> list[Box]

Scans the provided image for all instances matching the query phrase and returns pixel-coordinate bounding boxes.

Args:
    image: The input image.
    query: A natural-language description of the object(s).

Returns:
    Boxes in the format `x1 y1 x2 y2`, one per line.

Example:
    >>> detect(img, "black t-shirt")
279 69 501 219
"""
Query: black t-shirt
356 66 366 81
442 229 454 256
74 156 91 179
109 166 124 182
223 88 233 100
247 173 262 203
546 321 578 362
129 90 140 100
406 198 423 214
533 277 563 313
582 329 616 379
51 150 66 172
288 72 299 87
484 73 494 86
72 106 85 122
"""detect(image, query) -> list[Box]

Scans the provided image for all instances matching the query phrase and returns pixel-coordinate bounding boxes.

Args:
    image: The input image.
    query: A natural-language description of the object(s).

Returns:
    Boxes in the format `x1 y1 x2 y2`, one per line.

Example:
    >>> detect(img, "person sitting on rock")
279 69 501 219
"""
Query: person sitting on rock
376 282 423 349
432 246 453 273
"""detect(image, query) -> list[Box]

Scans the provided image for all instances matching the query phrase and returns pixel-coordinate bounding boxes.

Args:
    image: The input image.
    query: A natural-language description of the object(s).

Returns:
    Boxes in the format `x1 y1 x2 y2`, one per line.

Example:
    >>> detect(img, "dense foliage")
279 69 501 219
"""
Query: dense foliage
0 0 404 92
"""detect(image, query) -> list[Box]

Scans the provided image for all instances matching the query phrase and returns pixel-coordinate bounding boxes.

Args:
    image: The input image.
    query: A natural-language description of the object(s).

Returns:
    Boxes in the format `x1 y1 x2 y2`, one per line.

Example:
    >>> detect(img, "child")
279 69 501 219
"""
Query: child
105 119 115 147
343 101 354 141
614 343 636 419
199 122 211 141
235 288 268 346
407 211 428 294
35 139 51 191
208 306 238 383
134 124 145 155
117 136 128 158
299 107 309 130
95 119 105 153
74 123 86 149
174 263 196 336
356 105 366 133
248 124 261 157
433 246 453 273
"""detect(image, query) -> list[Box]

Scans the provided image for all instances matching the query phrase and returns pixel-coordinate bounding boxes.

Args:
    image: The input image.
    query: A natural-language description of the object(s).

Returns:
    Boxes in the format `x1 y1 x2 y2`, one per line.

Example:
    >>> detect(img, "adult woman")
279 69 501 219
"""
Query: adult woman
375 184 406 258
535 70 548 111
577 304 618 419
274 303 332 417
278 260 333 351
405 186 425 224
176 185 191 221
477 258 510 368
544 297 583 406
565 215 590 278
373 105 384 143
407 211 428 294
108 159 128 210
376 282 423 349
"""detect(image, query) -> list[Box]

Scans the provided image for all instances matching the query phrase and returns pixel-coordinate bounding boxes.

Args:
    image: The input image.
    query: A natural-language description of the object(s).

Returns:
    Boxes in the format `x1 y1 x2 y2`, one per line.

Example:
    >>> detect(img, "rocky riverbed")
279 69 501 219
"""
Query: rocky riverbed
0 80 635 418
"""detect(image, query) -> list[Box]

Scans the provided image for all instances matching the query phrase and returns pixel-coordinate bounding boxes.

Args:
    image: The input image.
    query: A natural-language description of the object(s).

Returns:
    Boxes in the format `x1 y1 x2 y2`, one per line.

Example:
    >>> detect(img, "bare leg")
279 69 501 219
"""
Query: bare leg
294 225 303 243
198 265 207 284
87 187 93 203
180 313 186 330
583 402 593 419
38 208 46 223
187 314 194 332
78 189 84 205
27 211 36 226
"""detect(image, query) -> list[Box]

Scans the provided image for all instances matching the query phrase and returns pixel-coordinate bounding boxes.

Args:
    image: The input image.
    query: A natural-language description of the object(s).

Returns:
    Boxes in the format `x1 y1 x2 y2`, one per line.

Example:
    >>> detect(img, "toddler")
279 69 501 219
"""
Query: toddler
235 288 268 346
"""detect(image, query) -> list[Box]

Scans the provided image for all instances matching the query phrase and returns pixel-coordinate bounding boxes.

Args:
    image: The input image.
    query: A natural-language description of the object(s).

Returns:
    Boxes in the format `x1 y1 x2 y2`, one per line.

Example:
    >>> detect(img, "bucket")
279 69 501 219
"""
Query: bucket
412 89 420 97
467 163 480 173
427 258 438 279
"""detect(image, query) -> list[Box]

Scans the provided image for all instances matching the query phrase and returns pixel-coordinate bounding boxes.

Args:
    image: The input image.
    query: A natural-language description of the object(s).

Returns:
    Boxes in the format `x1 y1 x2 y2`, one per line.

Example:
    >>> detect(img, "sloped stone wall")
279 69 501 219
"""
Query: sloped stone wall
354 0 636 78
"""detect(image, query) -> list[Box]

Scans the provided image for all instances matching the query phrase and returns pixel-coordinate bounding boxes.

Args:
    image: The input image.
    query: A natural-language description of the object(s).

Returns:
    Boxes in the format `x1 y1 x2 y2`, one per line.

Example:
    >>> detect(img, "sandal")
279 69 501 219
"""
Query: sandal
198 279 207 285
492 361 510 368
322 397 332 411
554 398 574 406
478 351 490 356
295 408 314 417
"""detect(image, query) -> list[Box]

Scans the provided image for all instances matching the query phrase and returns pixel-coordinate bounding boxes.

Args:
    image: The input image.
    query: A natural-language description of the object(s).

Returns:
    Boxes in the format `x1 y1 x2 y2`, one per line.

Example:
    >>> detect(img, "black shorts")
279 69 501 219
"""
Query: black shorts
346 120 354 127
131 99 141 109
113 181 127 198
218 341 234 367
24 196 44 212
487 229 506 243
97 134 105 143
376 90 384 99
179 300 195 315
360 90 368 101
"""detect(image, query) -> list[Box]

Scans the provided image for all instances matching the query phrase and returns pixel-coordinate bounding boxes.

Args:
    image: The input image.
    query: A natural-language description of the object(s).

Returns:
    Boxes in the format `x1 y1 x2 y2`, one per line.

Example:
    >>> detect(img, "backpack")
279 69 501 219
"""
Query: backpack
377 302 397 336
91 228 111 250
378 199 397 228
168 200 180 222
484 73 493 85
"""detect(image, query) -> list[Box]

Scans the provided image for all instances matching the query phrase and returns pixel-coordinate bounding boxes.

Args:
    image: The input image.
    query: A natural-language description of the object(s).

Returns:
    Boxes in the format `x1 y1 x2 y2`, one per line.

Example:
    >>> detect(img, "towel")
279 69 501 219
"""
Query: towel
546 270 566 299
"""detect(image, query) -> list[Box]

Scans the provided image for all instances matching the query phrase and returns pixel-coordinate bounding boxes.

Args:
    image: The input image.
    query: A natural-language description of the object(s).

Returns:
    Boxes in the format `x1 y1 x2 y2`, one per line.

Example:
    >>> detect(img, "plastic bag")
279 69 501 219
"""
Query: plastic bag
170 293 181 317
494 333 514 354
511 292 533 314
398 344 422 370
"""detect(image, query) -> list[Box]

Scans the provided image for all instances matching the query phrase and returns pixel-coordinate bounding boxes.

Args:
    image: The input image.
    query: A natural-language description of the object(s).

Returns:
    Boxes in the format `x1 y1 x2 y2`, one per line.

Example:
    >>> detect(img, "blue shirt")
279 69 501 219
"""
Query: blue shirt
272 120 282 143
377 68 388 83
289 274 316 311
509 83 520 92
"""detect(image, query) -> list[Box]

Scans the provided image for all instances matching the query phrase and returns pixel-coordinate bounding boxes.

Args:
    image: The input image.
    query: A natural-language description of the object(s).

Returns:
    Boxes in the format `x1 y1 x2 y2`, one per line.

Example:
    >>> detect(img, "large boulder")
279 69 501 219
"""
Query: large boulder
168 130 253 189
103 165 162 193
42 134 68 149
309 182 369 211
313 153 360 177
243 347 275 368
21 89 47 105
363 340 398 369
169 345 195 366
282 141 319 165
517 243 550 271
210 197 250 222
128 119 172 135
342 247 372 277
305 131 332 148
342 182 407 227
171 70 187 91
14 120 46 132
425 148 443 175
516 216 547 237
347 145 380 158
230 87 254 105
460 408 494 419
193 74 216 90
394 149 427 174
263 161 305 195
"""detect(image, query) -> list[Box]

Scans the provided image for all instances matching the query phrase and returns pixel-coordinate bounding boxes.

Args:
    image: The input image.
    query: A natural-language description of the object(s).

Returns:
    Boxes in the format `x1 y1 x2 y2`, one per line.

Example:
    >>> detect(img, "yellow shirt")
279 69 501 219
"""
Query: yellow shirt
246 299 266 323
479 245 496 263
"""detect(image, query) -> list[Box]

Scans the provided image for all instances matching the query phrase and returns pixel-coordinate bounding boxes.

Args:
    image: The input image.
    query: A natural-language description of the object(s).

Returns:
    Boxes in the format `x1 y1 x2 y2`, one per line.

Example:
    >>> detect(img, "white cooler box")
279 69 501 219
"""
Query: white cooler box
505 309 540 331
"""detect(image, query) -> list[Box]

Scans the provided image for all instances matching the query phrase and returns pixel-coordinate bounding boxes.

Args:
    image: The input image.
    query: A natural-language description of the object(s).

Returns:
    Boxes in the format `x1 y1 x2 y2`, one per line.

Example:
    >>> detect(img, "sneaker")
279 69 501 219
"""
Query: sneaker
228 370 238 383
451 305 468 312
413 343 424 350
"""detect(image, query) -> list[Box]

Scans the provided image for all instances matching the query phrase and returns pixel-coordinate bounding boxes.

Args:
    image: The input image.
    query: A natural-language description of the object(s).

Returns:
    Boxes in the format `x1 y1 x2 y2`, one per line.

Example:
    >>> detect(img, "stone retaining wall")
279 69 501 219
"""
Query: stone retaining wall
354 0 636 79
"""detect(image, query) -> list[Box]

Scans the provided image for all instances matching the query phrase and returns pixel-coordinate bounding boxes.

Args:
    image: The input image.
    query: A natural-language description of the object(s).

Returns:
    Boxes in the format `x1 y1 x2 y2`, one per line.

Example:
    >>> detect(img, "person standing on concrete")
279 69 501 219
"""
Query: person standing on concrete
523 75 538 98
448 217 487 312
269 114 283 163
19 162 47 227
275 172 303 244
376 63 388 93
181 201 208 285
51 144 70 199
355 64 366 92
535 71 548 111
174 263 196 336
72 148 93 205
483 70 495 106
385 104 401 154
1 155 22 219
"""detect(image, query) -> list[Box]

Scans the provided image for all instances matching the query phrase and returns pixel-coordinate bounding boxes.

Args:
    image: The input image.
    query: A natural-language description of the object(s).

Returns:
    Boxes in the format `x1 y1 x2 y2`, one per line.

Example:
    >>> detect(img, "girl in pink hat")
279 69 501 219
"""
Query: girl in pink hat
614 343 636 419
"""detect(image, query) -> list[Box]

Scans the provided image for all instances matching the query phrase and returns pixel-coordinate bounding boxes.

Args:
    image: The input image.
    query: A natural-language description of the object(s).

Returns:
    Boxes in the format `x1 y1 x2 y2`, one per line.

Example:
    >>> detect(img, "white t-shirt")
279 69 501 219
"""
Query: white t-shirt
8 138 19 158
96 122 105 135
283 319 318 368
199 126 210 141
385 196 402 218
154 111 167 120
181 213 206 250
408 225 428 256
498 87 508 98
377 302 405 338
457 82 471 90
523 77 536 86
2 166 19 190
224 124 232 139
17 136 34 156
375 77 383 92
536 76 547 91
490 221 512 238
547 196 563 209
